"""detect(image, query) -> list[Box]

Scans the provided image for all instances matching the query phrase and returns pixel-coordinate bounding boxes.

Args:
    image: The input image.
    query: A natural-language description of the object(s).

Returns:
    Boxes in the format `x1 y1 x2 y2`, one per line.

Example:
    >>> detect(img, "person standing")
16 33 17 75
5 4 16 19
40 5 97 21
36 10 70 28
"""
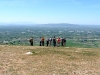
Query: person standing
53 36 56 47
46 37 49 46
41 37 44 46
29 37 33 46
49 37 52 46
61 37 64 46
57 38 61 47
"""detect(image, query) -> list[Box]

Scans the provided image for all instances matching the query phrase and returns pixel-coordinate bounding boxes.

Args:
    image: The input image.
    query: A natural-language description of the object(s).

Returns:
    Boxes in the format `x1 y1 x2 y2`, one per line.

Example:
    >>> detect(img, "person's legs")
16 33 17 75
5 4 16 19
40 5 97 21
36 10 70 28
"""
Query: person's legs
40 41 41 46
47 41 48 46
54 42 56 47
31 42 33 46
43 41 44 46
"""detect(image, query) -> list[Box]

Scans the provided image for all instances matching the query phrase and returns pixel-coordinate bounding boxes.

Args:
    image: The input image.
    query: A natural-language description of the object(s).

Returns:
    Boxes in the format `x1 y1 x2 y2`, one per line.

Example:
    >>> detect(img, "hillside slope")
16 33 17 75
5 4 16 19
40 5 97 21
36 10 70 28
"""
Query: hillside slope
0 45 100 75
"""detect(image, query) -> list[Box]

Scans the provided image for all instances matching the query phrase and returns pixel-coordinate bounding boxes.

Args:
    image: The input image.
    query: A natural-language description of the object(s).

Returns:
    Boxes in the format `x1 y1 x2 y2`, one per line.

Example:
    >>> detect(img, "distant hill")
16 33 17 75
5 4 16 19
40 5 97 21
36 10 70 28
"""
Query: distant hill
38 23 79 27
0 22 79 27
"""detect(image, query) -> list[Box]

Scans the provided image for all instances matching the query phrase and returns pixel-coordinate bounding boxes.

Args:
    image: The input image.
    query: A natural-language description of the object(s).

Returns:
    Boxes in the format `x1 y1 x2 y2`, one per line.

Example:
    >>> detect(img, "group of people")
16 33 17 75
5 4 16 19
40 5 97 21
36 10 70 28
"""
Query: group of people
29 36 66 47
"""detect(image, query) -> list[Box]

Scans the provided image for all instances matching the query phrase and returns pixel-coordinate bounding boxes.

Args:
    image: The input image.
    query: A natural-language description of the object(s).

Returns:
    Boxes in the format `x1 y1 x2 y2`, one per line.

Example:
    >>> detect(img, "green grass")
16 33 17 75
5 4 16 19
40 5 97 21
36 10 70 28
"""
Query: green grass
67 40 100 48
66 40 84 47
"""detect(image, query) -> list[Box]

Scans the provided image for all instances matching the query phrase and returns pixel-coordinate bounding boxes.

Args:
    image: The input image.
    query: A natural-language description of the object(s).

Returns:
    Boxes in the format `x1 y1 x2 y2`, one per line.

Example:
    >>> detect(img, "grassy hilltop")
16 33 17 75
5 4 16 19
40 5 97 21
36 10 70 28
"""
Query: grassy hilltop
0 45 100 75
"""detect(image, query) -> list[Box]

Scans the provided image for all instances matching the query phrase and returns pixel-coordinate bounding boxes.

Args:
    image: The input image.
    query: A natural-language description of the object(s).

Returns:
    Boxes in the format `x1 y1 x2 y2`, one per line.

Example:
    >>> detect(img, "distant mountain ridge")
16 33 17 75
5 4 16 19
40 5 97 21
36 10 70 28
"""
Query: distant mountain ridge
39 23 79 27
0 22 79 27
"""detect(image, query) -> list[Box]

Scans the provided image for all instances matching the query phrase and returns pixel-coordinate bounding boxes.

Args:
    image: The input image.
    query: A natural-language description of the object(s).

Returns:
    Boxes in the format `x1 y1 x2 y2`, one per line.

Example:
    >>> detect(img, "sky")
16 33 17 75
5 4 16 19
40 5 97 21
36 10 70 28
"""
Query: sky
0 0 100 25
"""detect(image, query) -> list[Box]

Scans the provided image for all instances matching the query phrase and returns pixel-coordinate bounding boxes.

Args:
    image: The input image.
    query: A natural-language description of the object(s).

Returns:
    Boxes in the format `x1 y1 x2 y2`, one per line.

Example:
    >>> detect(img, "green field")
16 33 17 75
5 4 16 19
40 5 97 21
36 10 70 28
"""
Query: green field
0 25 100 48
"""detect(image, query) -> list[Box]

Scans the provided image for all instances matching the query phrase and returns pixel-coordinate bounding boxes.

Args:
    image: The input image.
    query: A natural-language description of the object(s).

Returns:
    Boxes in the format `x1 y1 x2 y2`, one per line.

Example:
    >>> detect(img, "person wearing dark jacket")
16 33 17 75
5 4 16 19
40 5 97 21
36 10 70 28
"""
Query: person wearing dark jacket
46 38 49 46
29 37 33 46
61 37 64 46
53 36 56 47
64 38 66 46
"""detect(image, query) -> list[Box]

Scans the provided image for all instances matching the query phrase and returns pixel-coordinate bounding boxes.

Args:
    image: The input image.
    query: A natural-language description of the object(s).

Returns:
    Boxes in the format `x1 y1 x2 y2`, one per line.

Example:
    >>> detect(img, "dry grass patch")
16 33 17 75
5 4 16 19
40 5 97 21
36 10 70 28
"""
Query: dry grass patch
0 45 100 75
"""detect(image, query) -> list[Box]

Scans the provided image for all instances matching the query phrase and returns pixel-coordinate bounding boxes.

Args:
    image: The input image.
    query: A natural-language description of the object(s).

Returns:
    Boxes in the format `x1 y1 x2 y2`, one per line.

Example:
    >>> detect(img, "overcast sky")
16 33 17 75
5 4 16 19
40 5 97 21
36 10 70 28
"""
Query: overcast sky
0 0 100 25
